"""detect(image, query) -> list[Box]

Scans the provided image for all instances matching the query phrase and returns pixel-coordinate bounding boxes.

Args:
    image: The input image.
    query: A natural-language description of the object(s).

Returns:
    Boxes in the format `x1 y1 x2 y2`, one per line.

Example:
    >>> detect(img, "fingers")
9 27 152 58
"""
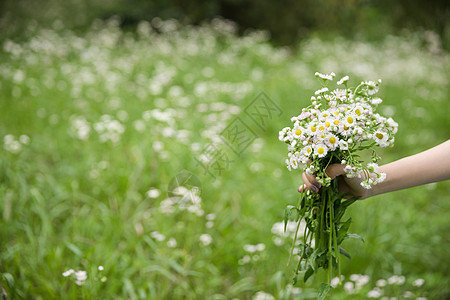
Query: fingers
300 172 321 193
325 164 346 180
298 163 346 194
298 184 307 193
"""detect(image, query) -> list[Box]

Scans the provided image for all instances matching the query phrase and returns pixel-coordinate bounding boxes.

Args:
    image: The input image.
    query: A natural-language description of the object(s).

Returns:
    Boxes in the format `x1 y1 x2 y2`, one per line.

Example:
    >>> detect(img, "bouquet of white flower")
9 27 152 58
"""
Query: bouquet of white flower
279 72 398 298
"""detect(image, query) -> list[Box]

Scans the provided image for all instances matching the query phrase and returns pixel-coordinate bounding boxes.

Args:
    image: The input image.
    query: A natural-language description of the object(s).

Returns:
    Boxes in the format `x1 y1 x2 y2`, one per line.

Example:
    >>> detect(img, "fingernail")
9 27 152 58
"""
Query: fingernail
313 181 320 188
310 186 317 192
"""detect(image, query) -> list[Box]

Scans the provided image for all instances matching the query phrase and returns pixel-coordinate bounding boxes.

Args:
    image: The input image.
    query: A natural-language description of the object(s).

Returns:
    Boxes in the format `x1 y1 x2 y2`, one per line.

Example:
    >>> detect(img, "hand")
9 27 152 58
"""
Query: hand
298 164 371 199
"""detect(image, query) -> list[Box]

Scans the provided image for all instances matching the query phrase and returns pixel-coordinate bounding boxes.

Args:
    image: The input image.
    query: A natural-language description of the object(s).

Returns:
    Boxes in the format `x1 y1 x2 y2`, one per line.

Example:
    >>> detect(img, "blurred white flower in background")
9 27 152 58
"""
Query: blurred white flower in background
367 287 382 298
75 271 87 286
252 291 275 300
146 188 161 198
62 269 87 286
70 116 91 141
387 275 405 285
62 269 75 277
199 233 212 246
376 279 387 287
344 281 355 294
94 115 125 144
403 291 413 298
150 231 165 241
330 276 344 288
3 134 30 154
413 278 425 287
167 238 177 248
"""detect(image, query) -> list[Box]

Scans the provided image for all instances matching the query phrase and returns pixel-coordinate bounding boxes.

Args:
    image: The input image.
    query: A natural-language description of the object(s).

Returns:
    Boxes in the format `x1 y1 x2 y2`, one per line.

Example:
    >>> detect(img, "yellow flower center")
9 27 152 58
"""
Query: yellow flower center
293 160 297 165
334 111 339 116
295 129 302 136
318 147 324 154
323 114 329 118
307 148 312 153
344 125 349 130
376 133 384 139
347 117 354 124
334 120 340 125
355 109 361 116
311 126 317 132
319 126 325 131
325 121 331 127
329 137 336 144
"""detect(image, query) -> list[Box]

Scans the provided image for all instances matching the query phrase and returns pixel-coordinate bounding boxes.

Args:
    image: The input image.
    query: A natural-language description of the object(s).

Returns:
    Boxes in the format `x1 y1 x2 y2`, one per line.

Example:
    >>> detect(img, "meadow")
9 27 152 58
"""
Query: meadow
0 18 449 299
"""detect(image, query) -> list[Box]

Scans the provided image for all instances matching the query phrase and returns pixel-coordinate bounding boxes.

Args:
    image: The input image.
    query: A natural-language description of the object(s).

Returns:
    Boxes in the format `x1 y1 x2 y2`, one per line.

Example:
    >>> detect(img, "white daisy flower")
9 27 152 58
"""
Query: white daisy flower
314 87 329 95
302 145 313 158
367 163 379 173
289 154 299 170
371 97 383 105
315 72 335 81
319 111 331 120
314 144 328 158
306 123 318 136
292 125 305 139
373 130 389 145
278 127 290 141
337 75 349 85
376 172 386 183
343 113 357 127
339 140 349 150
317 123 328 133
353 105 364 119
316 131 327 141
325 134 339 149
285 158 292 171
360 181 371 189
339 124 352 137
323 119 333 129
331 117 341 127
364 81 379 95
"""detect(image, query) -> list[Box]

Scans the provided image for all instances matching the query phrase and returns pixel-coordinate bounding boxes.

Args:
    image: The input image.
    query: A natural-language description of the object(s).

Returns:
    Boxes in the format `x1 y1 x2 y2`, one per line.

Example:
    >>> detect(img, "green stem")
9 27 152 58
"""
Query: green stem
288 189 305 266
288 215 303 266
328 189 332 283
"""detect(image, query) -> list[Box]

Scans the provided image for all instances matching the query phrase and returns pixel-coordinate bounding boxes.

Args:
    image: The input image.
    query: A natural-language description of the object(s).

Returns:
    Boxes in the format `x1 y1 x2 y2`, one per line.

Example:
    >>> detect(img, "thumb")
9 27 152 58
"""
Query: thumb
325 164 346 179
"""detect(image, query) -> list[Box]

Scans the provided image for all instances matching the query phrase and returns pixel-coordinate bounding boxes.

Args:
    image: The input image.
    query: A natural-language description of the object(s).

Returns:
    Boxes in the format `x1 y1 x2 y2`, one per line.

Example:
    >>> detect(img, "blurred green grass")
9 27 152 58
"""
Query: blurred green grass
0 19 449 299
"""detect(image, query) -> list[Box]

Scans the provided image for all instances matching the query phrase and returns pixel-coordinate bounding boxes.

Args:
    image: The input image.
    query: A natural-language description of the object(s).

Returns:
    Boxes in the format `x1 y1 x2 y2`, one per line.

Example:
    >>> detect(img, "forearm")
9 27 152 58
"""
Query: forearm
370 140 450 197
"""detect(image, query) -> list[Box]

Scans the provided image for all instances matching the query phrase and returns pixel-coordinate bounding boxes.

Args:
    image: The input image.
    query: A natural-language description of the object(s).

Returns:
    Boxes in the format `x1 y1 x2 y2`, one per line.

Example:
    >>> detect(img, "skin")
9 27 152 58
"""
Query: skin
299 140 450 199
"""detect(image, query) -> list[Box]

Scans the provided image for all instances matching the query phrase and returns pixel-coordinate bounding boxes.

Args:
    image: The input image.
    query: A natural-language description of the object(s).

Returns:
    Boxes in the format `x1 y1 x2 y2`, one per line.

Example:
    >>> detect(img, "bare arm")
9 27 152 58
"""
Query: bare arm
299 140 450 199
370 139 450 197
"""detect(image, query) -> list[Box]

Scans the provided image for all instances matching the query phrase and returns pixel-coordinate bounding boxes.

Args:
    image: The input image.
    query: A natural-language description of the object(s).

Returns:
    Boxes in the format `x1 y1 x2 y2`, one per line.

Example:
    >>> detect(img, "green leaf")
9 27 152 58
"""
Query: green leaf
345 233 365 243
305 245 314 257
337 218 352 244
339 246 351 259
334 197 358 221
317 283 331 300
304 266 314 283
2 273 15 289
284 205 297 232
309 249 320 271
65 242 83 257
